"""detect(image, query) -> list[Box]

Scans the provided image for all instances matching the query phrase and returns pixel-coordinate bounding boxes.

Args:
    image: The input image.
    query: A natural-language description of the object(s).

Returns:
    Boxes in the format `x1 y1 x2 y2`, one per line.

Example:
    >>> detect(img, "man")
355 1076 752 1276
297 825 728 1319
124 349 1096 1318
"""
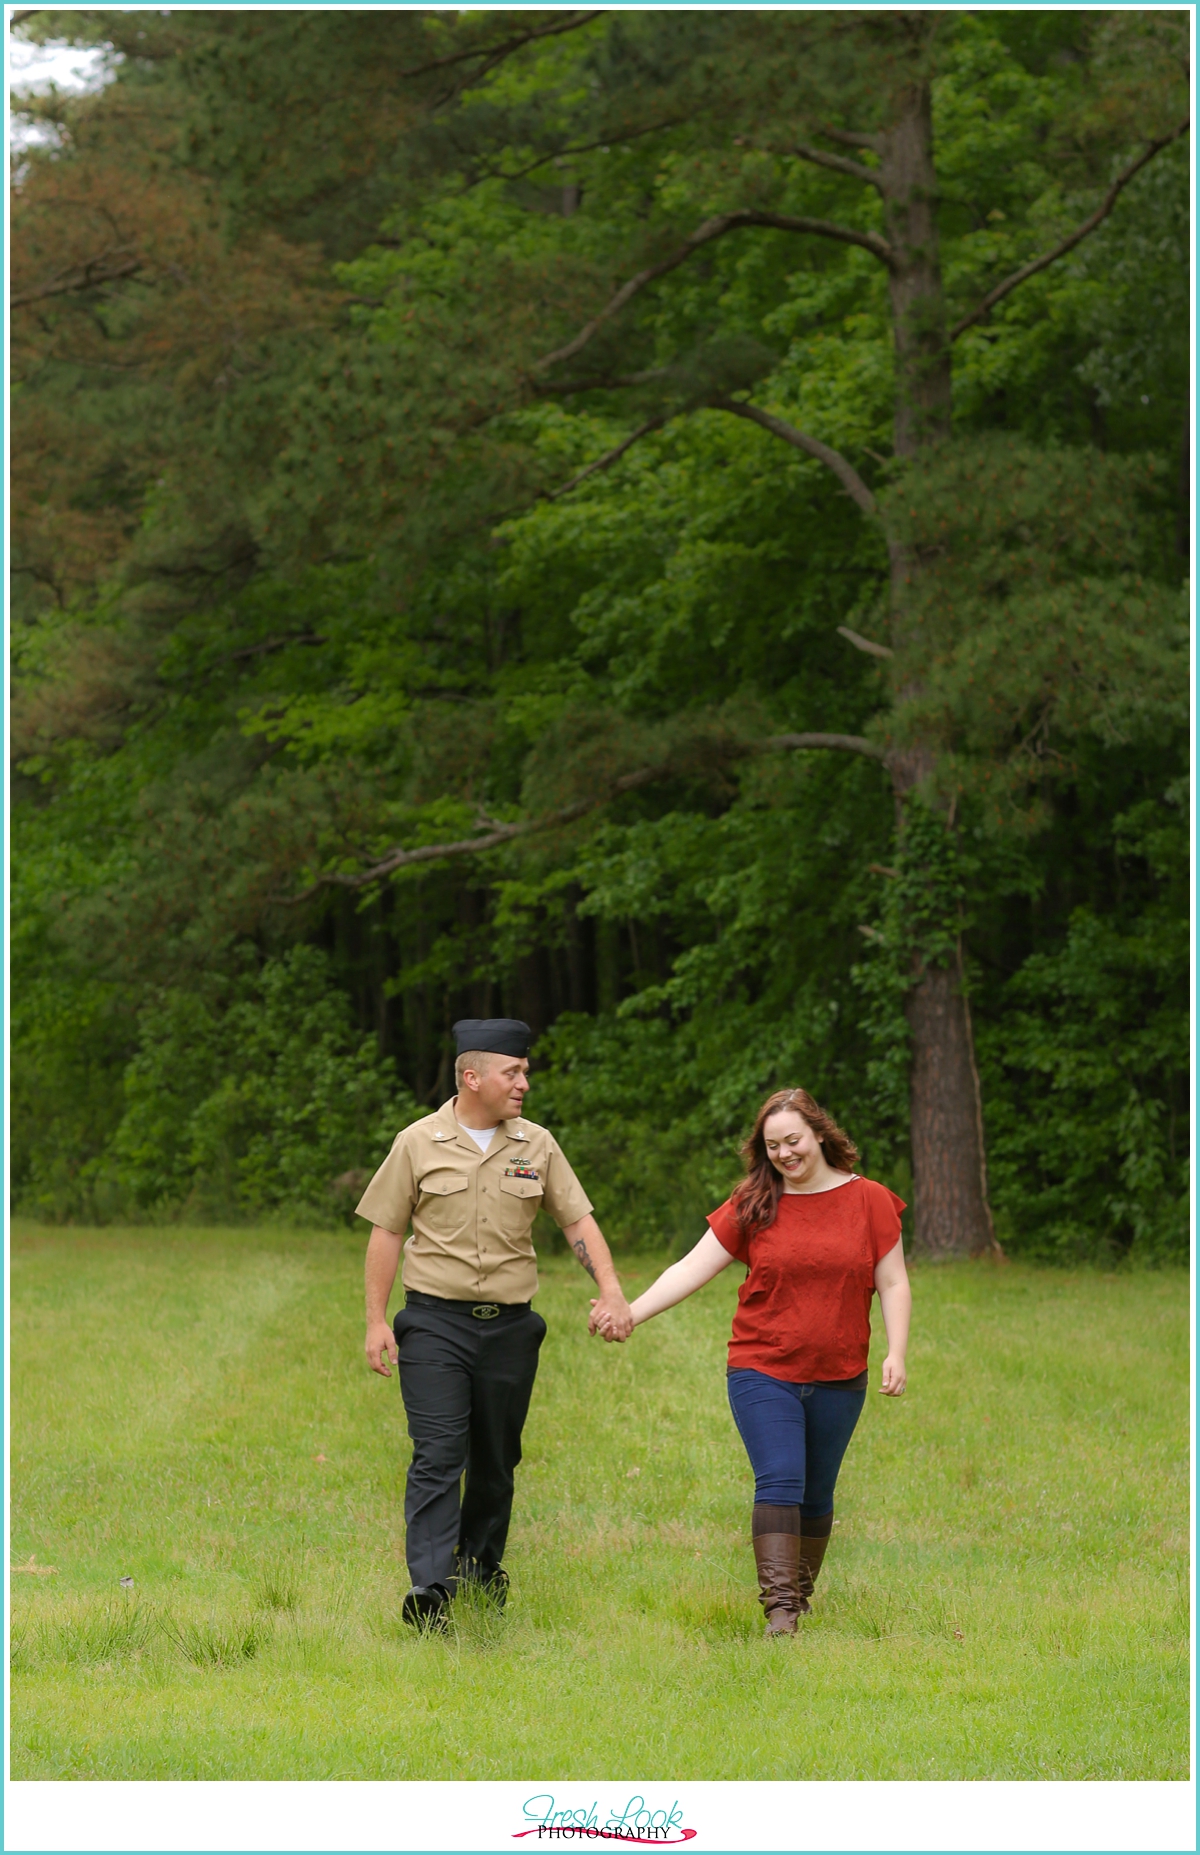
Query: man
359 1016 633 1629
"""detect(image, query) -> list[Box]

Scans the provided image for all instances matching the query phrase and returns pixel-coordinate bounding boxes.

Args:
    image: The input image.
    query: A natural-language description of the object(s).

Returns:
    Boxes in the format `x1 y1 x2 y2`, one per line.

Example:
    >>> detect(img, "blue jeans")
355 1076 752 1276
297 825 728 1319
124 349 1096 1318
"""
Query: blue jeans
727 1369 866 1518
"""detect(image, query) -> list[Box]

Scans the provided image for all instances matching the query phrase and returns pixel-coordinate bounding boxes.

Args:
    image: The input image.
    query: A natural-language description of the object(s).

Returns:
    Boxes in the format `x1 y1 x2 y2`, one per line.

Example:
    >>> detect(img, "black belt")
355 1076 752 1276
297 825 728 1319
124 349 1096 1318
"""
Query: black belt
406 1290 531 1321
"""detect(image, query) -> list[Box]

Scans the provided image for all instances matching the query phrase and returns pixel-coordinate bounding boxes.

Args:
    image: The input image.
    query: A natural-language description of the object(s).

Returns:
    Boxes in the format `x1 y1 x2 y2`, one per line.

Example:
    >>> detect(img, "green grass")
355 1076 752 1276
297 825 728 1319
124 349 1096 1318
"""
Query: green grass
9 1223 1189 1779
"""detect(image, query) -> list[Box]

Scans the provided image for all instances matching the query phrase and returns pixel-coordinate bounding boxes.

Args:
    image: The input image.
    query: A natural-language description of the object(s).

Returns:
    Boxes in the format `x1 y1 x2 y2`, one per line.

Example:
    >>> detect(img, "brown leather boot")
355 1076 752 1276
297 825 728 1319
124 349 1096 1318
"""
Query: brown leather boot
797 1530 831 1615
752 1533 803 1637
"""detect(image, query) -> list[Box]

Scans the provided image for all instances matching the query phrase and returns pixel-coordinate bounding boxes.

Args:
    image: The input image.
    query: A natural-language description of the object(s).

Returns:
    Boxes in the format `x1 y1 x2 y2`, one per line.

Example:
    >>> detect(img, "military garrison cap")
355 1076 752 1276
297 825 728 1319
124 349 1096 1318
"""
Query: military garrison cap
452 1017 533 1059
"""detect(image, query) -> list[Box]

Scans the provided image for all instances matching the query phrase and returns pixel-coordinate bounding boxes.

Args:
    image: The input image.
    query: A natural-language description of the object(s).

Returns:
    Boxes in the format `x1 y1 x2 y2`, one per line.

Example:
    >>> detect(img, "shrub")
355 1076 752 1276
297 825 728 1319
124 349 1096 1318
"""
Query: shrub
108 945 418 1220
979 906 1188 1262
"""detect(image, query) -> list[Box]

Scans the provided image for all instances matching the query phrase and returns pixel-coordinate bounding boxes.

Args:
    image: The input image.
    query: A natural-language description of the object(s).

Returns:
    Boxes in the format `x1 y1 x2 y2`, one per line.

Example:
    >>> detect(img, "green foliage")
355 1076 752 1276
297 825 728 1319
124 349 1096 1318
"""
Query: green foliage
531 758 903 1245
66 948 418 1224
978 791 1188 1263
882 436 1186 821
9 10 1190 1258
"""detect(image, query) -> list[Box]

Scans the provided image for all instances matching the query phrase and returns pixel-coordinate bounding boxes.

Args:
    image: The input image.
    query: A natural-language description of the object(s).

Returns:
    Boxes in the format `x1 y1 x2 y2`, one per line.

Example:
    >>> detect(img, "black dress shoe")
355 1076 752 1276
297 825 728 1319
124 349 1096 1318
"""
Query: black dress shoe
402 1584 449 1631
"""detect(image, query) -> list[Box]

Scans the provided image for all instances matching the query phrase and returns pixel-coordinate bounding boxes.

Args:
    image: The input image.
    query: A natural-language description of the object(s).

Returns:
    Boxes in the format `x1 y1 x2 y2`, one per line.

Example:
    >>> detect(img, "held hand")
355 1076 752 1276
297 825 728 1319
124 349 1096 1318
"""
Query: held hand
366 1320 399 1378
588 1289 634 1342
880 1352 907 1397
587 1300 623 1340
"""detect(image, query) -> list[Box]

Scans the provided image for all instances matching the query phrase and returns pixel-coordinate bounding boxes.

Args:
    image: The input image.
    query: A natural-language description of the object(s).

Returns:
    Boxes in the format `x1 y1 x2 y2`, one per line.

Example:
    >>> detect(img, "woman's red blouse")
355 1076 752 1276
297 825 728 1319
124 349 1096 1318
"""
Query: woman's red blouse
707 1176 905 1382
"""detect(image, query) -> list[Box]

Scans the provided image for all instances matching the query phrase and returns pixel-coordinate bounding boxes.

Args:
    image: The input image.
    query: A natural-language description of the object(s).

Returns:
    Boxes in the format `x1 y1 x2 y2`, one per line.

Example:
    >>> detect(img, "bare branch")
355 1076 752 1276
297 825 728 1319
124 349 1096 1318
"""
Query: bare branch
950 119 1190 341
821 125 882 152
397 11 602 81
219 632 327 668
708 396 877 516
762 731 885 760
837 624 894 659
544 416 670 499
785 141 882 192
305 765 662 893
291 731 885 895
12 248 143 309
542 395 882 518
456 118 682 195
534 210 895 372
537 366 674 396
432 12 605 106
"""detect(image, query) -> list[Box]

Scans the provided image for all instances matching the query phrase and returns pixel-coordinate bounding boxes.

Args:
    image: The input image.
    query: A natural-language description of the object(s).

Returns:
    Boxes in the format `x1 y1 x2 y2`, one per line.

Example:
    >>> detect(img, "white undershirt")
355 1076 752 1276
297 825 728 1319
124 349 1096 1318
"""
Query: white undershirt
461 1124 498 1152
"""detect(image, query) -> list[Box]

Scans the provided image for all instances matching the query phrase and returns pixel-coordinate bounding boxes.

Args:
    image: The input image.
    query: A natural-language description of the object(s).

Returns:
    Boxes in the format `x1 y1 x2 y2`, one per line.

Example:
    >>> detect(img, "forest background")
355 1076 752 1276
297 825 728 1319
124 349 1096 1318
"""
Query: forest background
10 7 1190 1262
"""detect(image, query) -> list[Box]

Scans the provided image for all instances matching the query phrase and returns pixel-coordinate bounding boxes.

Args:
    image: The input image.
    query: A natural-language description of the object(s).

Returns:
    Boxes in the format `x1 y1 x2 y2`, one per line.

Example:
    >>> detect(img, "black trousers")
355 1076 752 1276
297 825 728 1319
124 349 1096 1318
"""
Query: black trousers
392 1293 547 1591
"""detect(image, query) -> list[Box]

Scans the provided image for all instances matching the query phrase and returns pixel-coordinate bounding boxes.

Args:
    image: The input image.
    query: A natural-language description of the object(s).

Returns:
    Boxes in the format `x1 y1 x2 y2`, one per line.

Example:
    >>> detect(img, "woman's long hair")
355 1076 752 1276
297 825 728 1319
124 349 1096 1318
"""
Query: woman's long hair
731 1088 860 1239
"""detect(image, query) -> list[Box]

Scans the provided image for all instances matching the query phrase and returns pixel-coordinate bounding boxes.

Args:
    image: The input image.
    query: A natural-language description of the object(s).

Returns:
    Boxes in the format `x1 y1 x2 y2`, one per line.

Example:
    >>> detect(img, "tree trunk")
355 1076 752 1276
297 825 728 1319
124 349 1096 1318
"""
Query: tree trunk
880 73 1000 1259
905 952 999 1258
886 748 1000 1258
878 77 951 457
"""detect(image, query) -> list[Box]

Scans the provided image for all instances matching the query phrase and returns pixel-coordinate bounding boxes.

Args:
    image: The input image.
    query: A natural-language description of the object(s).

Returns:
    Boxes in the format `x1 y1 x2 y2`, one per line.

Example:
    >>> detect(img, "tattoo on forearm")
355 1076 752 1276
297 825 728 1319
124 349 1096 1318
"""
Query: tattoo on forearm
572 1238 598 1282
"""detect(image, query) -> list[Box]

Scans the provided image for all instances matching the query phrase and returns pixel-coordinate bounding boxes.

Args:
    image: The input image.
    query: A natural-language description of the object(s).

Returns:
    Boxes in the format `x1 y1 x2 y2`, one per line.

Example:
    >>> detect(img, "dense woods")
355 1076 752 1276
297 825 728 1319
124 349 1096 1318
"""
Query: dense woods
11 9 1189 1259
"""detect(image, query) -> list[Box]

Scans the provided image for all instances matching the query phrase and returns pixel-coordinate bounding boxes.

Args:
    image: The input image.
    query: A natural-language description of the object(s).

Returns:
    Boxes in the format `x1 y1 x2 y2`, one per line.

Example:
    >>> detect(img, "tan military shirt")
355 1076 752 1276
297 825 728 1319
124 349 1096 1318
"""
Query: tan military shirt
355 1096 593 1303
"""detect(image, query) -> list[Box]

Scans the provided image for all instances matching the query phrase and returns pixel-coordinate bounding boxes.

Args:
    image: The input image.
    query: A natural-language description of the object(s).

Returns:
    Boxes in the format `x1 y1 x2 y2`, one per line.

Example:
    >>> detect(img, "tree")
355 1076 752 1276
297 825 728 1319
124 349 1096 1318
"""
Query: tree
272 8 1185 1254
10 10 1188 1253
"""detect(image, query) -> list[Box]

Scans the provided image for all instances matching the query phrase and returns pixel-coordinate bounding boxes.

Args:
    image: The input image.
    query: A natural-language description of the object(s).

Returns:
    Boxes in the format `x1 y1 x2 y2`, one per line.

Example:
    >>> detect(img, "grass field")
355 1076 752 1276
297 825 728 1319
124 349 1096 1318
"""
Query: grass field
8 1223 1190 1780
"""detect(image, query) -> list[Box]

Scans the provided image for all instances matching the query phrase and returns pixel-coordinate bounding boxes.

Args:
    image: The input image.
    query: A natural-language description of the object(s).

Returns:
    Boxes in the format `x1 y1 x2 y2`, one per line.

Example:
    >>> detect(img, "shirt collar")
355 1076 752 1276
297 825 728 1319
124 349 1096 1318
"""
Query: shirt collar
429 1097 473 1150
430 1095 529 1152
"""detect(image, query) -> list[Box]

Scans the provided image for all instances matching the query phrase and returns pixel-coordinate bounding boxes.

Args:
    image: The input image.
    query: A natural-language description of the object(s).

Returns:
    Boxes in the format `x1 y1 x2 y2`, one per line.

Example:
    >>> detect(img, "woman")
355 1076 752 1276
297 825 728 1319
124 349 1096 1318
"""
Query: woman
598 1087 910 1638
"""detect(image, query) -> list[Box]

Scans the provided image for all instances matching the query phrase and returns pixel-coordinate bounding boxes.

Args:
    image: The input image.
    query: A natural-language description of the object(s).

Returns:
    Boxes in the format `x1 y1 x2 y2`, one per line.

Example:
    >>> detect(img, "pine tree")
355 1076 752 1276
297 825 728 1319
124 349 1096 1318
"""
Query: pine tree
10 10 1187 1248
298 8 1185 1254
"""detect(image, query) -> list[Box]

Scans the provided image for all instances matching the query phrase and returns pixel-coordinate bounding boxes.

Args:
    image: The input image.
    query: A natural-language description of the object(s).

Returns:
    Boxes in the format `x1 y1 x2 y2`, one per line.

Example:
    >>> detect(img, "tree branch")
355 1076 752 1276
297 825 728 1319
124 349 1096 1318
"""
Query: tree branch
301 766 663 893
218 632 327 668
290 733 885 895
534 210 896 372
821 125 882 152
12 249 143 309
785 141 883 192
541 395 881 517
950 119 1190 341
536 366 674 397
433 13 605 106
762 732 885 759
544 416 670 499
708 396 877 516
398 11 602 81
456 118 682 196
837 624 894 659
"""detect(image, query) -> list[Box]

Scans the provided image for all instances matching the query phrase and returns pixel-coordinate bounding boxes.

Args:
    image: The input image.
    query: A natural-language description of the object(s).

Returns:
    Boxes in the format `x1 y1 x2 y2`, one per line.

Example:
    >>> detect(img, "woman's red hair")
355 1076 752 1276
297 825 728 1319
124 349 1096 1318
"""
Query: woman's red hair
731 1088 860 1238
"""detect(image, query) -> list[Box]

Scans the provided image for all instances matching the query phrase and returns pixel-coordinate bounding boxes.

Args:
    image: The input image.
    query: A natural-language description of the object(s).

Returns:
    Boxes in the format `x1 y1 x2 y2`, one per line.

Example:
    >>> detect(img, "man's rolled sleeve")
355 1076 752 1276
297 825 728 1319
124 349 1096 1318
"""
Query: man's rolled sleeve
355 1133 418 1236
540 1138 593 1229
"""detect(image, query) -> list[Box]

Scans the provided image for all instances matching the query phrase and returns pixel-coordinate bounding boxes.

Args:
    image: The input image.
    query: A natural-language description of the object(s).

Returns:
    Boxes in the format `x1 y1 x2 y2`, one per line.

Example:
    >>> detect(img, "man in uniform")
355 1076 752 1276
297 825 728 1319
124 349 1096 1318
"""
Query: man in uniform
359 1016 633 1628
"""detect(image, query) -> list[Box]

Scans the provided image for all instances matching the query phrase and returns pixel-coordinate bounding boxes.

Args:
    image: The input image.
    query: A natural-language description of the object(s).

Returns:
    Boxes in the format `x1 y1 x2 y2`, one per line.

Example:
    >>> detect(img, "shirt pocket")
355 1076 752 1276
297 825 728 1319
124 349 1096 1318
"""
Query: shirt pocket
498 1175 544 1202
419 1172 470 1199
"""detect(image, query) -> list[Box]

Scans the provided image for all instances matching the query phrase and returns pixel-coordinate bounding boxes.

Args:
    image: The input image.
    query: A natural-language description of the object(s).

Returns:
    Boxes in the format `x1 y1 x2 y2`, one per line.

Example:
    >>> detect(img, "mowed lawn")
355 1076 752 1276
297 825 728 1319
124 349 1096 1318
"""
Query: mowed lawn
9 1223 1189 1780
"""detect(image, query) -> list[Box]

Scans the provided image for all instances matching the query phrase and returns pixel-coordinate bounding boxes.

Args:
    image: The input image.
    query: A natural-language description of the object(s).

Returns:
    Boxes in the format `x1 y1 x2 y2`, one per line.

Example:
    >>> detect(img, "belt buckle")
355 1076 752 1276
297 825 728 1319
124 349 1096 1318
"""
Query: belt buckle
472 1303 500 1321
